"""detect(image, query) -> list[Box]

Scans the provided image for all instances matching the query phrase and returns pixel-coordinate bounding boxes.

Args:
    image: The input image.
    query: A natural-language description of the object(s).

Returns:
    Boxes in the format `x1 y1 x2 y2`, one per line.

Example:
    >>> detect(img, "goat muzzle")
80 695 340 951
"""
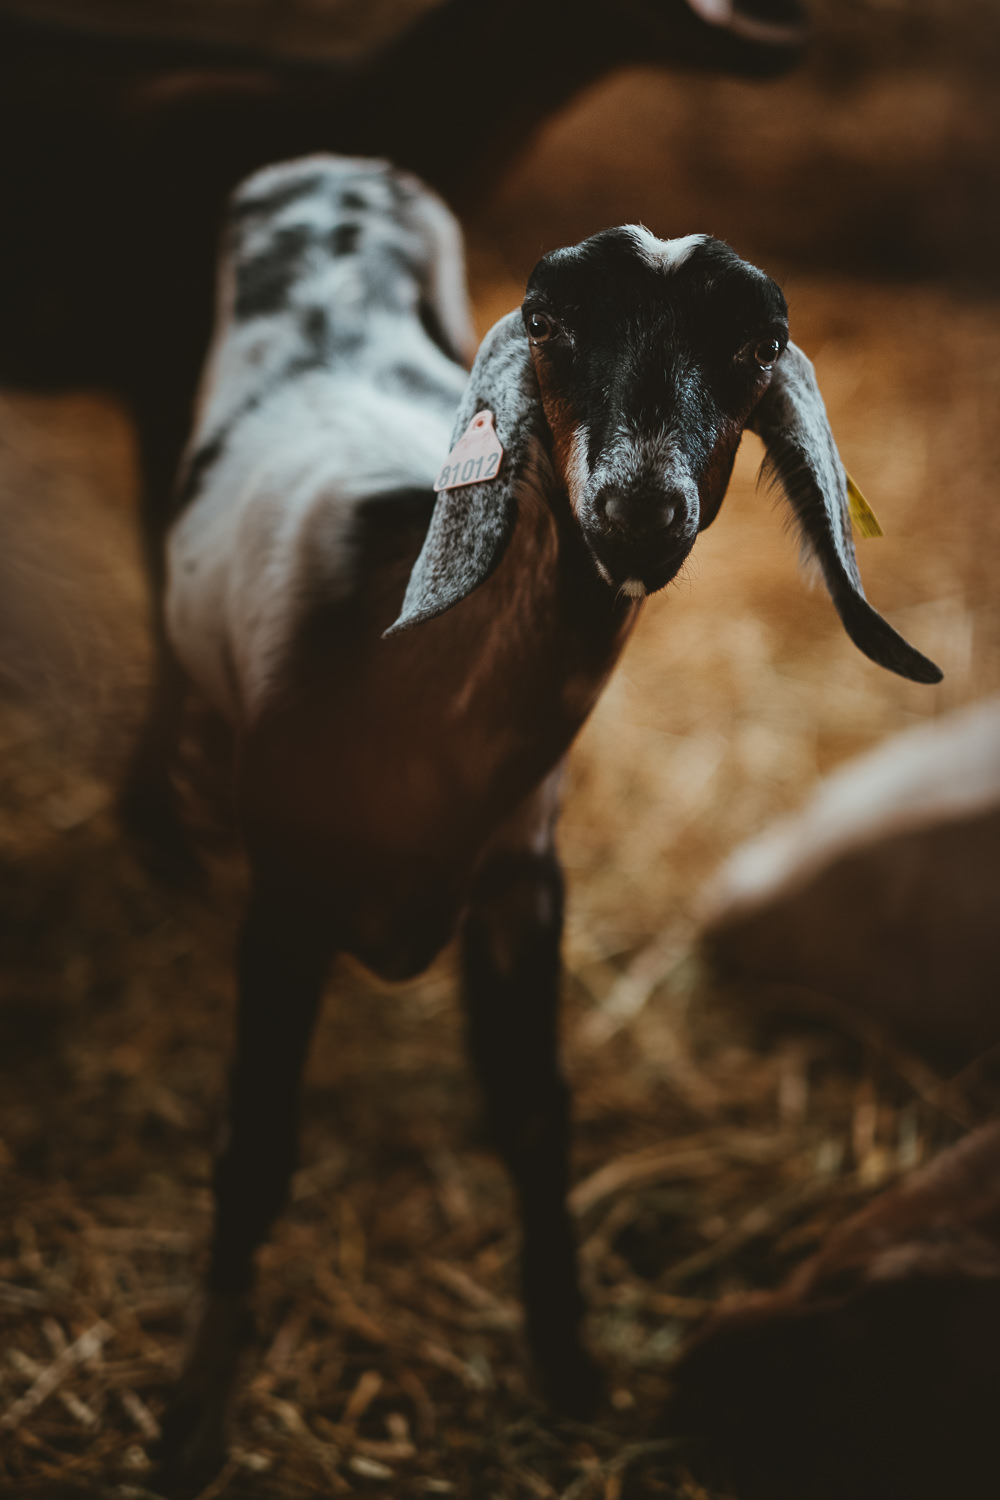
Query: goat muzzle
586 483 699 593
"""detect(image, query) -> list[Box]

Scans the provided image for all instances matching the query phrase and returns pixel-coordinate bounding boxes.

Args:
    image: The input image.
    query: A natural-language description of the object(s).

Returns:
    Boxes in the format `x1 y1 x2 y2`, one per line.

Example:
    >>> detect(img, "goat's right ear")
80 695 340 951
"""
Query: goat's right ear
749 342 942 685
384 312 547 634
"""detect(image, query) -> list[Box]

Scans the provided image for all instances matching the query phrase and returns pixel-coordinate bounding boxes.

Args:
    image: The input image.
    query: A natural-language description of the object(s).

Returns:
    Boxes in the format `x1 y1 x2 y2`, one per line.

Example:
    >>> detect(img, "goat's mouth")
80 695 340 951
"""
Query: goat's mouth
589 533 696 598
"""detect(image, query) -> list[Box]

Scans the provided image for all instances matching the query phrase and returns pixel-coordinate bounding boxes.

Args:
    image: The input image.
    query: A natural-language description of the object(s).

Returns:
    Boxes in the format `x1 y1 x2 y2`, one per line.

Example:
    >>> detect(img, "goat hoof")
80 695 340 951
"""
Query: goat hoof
152 1393 229 1498
152 1292 252 1495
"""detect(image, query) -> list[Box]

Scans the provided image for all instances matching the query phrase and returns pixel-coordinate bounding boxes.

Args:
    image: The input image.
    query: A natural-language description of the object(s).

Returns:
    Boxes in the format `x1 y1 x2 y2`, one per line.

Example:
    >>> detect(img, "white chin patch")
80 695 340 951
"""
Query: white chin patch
620 578 647 599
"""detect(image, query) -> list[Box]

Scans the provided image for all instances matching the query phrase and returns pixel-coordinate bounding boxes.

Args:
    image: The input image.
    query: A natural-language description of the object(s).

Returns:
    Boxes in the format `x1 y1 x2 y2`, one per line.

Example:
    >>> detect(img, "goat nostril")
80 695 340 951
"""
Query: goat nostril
599 488 678 536
600 489 627 528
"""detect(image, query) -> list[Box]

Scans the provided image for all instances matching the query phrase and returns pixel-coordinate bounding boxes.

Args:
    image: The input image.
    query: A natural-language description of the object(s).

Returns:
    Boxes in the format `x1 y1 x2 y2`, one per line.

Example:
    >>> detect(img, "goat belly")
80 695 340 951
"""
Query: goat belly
239 755 515 984
342 896 461 982
241 832 468 980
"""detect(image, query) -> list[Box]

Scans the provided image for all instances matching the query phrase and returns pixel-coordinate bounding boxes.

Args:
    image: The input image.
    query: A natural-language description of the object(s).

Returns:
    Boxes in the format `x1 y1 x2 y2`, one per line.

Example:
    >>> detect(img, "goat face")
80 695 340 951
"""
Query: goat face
522 227 787 598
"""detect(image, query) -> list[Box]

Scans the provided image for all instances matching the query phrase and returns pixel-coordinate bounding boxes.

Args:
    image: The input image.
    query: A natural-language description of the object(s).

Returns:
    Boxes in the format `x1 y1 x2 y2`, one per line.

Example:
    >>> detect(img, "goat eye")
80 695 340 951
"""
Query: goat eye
753 337 782 369
526 311 555 344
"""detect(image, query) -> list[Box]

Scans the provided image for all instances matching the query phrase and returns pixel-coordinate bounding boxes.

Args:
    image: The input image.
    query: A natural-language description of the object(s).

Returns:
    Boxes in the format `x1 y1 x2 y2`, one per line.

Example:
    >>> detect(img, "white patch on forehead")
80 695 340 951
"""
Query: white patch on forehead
626 225 707 273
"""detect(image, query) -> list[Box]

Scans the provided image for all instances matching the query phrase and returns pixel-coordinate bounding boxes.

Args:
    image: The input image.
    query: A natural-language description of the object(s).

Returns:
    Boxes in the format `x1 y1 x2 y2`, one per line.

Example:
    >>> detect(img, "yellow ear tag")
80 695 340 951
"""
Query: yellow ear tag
846 472 884 539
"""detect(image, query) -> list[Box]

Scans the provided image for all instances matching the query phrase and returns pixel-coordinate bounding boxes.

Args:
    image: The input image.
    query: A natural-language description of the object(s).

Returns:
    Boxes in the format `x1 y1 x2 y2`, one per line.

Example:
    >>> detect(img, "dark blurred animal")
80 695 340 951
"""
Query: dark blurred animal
701 695 1000 1055
155 151 939 1487
672 1121 1000 1500
0 0 807 542
0 0 807 842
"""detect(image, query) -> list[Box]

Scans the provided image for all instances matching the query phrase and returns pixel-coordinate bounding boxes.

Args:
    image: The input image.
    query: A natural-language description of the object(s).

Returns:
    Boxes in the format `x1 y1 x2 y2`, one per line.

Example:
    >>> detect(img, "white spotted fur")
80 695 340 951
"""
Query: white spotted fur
167 157 472 725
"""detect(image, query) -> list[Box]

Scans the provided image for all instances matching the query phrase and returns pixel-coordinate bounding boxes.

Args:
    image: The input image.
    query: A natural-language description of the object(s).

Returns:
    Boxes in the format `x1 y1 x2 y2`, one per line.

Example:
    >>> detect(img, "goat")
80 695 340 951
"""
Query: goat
157 153 940 1487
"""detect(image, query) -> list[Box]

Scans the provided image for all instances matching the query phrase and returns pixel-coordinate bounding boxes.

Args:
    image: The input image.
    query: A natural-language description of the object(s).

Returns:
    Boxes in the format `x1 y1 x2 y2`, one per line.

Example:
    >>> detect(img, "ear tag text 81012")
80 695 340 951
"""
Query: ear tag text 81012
846 472 884 539
434 410 504 492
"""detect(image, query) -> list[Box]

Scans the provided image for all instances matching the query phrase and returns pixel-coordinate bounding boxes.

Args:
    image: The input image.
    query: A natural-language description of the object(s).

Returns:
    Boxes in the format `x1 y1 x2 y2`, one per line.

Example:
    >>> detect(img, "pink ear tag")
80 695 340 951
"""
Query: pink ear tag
433 410 504 492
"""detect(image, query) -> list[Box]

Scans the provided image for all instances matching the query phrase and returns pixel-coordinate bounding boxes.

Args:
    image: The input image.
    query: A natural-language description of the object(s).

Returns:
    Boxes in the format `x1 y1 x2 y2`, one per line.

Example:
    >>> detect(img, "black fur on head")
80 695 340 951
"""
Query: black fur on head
521 227 789 596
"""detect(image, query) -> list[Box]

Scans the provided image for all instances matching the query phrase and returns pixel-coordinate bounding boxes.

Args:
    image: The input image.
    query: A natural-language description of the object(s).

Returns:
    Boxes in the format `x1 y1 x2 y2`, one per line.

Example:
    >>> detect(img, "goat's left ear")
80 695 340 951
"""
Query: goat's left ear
385 312 546 634
750 342 942 684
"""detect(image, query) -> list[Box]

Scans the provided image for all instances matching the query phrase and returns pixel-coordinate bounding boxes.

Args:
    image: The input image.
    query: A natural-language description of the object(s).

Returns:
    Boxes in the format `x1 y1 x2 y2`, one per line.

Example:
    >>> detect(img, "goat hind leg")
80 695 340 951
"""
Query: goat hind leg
118 400 200 881
155 879 333 1495
462 843 601 1415
117 626 198 882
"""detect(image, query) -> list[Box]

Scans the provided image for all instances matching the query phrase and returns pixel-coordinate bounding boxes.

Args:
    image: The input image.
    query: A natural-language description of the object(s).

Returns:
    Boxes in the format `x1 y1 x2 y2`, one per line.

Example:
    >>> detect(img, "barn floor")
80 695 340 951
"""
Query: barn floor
3 6 1000 1495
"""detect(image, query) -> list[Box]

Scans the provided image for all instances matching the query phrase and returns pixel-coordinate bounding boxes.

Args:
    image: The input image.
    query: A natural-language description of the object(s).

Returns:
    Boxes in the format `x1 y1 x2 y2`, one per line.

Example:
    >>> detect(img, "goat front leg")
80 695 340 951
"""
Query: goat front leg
156 877 333 1496
462 832 601 1416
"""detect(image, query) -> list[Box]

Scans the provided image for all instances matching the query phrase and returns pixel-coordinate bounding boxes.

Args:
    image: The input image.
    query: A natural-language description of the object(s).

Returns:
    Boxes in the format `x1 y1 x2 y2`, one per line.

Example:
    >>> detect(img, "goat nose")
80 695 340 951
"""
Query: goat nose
599 487 677 535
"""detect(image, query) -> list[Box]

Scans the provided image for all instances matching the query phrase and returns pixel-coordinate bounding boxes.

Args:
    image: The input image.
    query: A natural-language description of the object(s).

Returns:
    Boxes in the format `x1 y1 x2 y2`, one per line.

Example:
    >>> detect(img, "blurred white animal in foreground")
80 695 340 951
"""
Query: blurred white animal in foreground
701 696 1000 1053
